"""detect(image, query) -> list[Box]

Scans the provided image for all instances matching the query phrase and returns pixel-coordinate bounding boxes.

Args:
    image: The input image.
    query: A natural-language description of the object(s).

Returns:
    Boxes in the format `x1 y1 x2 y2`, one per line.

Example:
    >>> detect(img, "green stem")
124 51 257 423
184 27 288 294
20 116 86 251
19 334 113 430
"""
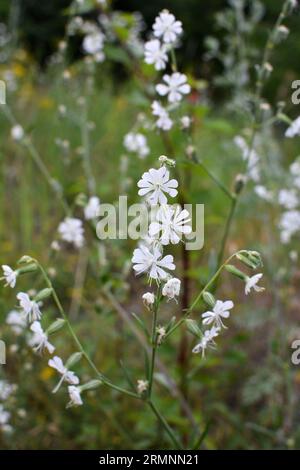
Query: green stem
81 101 96 195
37 262 139 400
216 196 237 267
148 400 183 449
148 295 159 397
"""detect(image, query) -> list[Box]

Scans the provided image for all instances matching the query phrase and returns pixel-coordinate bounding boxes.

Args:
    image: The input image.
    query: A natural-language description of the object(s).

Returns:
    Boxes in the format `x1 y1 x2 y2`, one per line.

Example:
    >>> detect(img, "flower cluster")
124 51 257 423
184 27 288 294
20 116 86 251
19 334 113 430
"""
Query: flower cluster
0 379 17 433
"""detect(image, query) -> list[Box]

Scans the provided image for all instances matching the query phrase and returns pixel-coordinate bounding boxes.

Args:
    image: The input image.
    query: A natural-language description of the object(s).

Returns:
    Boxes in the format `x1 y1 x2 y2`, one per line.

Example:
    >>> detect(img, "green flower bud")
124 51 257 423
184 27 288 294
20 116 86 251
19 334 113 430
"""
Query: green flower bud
202 291 216 308
80 380 102 392
46 318 66 335
66 352 83 368
185 319 202 339
225 264 247 280
34 288 53 302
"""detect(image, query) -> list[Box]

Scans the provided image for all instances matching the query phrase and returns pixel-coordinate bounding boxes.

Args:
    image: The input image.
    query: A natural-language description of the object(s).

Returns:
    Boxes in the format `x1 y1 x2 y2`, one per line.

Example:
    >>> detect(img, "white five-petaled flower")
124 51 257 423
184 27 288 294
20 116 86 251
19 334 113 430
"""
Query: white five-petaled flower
192 326 220 357
1 265 18 288
123 132 150 159
17 292 42 323
84 196 101 220
58 217 84 248
149 204 191 245
162 277 181 300
153 10 183 44
29 321 55 354
202 300 234 329
151 101 173 131
132 245 175 281
142 292 155 308
6 310 27 335
137 166 178 205
67 386 83 407
83 32 105 54
11 124 24 141
156 73 190 103
285 116 300 138
245 273 264 295
48 356 79 393
144 39 168 70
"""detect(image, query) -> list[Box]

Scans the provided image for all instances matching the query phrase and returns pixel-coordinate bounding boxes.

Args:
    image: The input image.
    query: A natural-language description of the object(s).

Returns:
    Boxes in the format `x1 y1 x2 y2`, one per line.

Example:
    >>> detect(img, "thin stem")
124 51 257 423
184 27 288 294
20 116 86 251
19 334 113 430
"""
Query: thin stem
80 101 96 195
148 400 183 449
165 252 239 339
216 196 237 266
148 293 159 397
193 157 234 201
2 105 70 215
37 262 139 400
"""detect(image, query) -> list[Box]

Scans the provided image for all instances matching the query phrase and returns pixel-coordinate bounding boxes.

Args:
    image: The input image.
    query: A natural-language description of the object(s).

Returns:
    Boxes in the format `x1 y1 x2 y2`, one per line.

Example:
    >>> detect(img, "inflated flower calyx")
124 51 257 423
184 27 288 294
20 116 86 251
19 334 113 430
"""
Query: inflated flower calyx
202 291 216 308
17 255 36 265
185 319 202 339
46 318 66 335
34 288 53 302
225 264 247 281
18 263 38 275
66 352 83 368
80 380 102 392
236 250 263 269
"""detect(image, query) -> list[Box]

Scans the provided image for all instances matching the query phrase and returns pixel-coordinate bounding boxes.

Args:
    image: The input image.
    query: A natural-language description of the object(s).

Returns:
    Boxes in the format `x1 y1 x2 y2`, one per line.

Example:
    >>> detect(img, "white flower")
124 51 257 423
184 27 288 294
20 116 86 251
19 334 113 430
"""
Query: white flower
137 379 148 394
156 73 190 103
279 210 300 243
151 101 173 131
162 277 181 300
0 405 11 433
48 356 79 393
149 204 191 245
144 39 168 70
202 300 234 329
142 292 155 307
11 124 24 141
137 166 178 205
180 116 192 129
83 32 104 54
132 245 175 281
285 116 300 138
17 292 42 323
58 217 84 248
153 10 182 44
84 196 101 220
67 386 83 407
0 380 16 400
29 321 55 354
156 326 166 345
1 265 18 288
245 274 264 295
254 185 273 202
278 189 298 210
123 132 149 159
6 310 27 335
192 326 220 357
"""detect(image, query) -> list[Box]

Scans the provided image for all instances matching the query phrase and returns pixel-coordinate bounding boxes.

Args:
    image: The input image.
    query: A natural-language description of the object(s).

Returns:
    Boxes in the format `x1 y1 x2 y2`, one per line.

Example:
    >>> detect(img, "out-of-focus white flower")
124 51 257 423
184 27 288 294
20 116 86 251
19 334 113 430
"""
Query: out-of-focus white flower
1 265 18 288
0 405 11 433
156 326 166 345
29 321 55 354
58 217 84 248
180 116 192 129
6 310 27 335
137 379 148 394
83 32 105 54
153 10 182 44
132 245 175 281
123 132 149 158
67 386 83 407
202 300 234 329
144 39 168 70
84 196 101 220
234 135 260 182
285 116 300 138
17 292 42 323
0 380 16 401
279 210 300 243
192 326 220 357
156 73 190 103
48 356 79 393
162 277 181 300
142 292 155 307
254 185 273 202
245 274 264 295
151 101 173 131
149 204 191 245
137 166 178 205
51 240 61 251
278 189 298 210
11 125 24 141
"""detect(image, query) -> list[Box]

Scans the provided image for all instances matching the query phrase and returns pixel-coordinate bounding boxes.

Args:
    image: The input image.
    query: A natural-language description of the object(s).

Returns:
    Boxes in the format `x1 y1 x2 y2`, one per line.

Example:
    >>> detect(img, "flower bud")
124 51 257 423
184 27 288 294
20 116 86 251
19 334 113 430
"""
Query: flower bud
66 352 83 368
186 319 202 339
18 263 38 274
80 380 102 392
46 318 66 335
225 264 247 280
234 174 246 195
18 255 35 265
202 291 216 308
